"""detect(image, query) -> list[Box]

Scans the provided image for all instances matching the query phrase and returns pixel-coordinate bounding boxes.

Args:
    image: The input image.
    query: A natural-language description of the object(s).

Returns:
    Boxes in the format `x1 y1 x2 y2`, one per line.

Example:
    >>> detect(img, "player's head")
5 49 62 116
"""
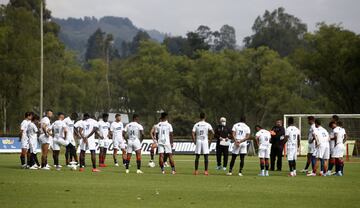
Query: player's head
25 112 33 120
32 114 40 123
275 119 283 127
220 117 226 126
199 112 206 120
337 121 343 127
329 121 337 129
115 113 121 122
160 112 168 121
332 115 339 123
57 112 65 120
45 109 53 118
102 113 109 122
288 117 294 126
240 115 246 123
315 118 321 127
83 113 90 120
133 114 139 122
70 112 78 121
307 116 315 125
255 125 262 132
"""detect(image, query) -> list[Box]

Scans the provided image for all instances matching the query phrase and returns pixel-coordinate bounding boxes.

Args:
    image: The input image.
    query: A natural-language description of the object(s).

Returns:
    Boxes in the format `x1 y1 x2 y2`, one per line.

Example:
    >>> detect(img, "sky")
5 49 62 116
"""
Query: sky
1 0 360 43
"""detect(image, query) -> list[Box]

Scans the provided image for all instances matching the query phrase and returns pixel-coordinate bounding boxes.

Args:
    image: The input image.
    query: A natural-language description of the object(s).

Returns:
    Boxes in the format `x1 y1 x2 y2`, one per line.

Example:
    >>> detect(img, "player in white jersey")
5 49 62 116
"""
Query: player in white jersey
27 114 40 169
284 117 300 177
109 114 126 167
19 112 33 168
192 112 214 176
149 122 159 167
155 112 176 174
255 125 272 176
124 114 144 174
79 113 100 172
307 119 330 176
227 116 251 176
327 115 340 175
51 112 69 170
301 116 316 173
39 109 53 170
64 113 79 167
329 121 346 176
98 113 110 167
74 117 84 166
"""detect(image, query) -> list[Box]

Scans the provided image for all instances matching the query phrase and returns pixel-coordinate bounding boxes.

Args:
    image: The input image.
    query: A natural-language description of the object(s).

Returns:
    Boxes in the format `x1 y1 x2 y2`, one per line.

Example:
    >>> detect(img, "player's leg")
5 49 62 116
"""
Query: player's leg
65 144 71 166
159 153 164 172
239 154 245 175
259 158 265 176
125 153 132 171
227 154 237 175
70 144 78 164
135 149 142 173
302 153 311 172
203 141 209 175
99 147 104 166
194 154 200 175
41 143 49 169
113 149 119 166
204 154 209 175
167 144 176 174
264 158 270 176
223 145 229 170
270 146 276 171
276 146 282 171
216 142 222 169
20 148 27 168
121 148 127 166
103 147 107 165
164 153 169 167
90 150 99 171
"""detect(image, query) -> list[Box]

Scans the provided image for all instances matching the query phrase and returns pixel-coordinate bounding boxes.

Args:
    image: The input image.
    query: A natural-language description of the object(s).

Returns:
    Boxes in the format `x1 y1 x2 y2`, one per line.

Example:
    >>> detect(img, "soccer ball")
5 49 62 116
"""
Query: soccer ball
148 161 156 168
70 165 77 171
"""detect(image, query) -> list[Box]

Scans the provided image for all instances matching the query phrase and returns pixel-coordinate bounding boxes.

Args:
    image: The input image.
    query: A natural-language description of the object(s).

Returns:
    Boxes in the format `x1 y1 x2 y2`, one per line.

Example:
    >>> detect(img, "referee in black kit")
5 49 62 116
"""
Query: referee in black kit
270 119 285 171
214 117 232 171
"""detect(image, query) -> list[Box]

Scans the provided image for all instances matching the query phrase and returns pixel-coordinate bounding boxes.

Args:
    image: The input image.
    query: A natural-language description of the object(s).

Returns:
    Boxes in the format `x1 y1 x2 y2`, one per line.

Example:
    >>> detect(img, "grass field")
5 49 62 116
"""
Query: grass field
0 154 359 208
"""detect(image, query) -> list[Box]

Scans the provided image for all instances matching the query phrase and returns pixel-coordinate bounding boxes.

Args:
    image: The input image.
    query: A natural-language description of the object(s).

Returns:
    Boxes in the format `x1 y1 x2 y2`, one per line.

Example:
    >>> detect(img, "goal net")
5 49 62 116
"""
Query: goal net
283 114 360 159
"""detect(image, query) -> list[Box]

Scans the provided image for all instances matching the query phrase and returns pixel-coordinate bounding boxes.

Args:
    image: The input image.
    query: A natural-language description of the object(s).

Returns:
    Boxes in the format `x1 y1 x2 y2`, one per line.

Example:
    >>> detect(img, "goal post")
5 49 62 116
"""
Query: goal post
283 114 360 159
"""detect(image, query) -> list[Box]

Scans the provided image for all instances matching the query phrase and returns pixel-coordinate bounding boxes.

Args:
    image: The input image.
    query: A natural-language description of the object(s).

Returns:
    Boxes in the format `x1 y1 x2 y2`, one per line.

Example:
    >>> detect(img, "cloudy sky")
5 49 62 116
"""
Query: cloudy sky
1 0 359 42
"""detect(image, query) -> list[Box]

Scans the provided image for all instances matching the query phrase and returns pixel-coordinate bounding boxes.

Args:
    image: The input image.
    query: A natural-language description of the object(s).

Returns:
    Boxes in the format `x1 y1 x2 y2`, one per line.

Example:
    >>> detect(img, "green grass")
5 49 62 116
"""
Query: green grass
0 154 359 208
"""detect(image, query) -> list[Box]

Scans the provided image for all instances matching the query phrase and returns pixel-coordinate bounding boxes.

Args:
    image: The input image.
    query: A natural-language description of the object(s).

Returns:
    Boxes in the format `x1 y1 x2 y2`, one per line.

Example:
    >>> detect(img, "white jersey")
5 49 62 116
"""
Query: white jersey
110 121 124 140
21 119 31 139
82 118 99 139
52 120 67 139
40 117 51 135
314 126 330 146
285 126 300 149
256 129 271 150
333 126 346 145
125 122 143 141
98 120 110 139
155 121 173 145
63 117 75 141
232 122 250 140
192 121 213 141
26 122 38 141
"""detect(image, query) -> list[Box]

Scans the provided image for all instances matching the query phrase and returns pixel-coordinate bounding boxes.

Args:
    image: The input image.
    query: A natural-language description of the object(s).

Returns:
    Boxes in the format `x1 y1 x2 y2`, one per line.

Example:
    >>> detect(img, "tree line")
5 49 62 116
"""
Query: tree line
0 1 359 136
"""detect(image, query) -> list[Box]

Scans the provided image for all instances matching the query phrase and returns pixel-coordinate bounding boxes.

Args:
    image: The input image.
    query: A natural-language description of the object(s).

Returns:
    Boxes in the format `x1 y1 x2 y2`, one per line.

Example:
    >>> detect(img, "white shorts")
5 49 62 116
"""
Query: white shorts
287 148 297 161
98 139 105 148
316 145 330 159
158 144 172 154
127 139 141 153
80 137 96 151
232 142 247 154
195 140 209 155
21 137 29 149
332 144 345 158
39 135 52 145
52 137 69 151
113 138 126 150
258 148 270 159
308 143 315 154
68 137 76 146
29 138 38 154
99 139 111 149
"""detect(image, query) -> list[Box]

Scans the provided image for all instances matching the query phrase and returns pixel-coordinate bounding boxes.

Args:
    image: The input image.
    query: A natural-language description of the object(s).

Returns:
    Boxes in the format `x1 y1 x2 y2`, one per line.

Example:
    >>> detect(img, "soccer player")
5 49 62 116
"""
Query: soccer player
307 119 330 176
52 112 69 170
27 114 41 170
255 125 272 176
19 112 33 168
79 113 100 172
327 115 340 175
110 114 126 167
284 117 300 177
155 112 176 174
98 113 110 167
301 116 316 173
39 109 53 170
192 112 214 176
124 114 144 174
329 121 346 176
149 122 159 167
64 113 79 166
227 116 250 176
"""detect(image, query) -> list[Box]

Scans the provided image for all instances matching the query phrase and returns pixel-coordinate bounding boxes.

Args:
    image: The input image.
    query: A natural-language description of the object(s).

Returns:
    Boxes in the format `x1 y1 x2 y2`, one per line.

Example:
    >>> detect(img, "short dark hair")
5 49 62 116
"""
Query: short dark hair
315 118 321 125
307 116 315 121
240 116 246 123
337 121 343 127
288 117 294 125
83 113 90 119
115 113 121 118
200 112 205 119
103 113 109 118
160 112 168 119
32 114 40 121
255 125 262 129
45 109 53 113
57 112 64 117
133 114 139 120
70 112 78 120
332 115 339 122
329 121 336 128
24 112 31 118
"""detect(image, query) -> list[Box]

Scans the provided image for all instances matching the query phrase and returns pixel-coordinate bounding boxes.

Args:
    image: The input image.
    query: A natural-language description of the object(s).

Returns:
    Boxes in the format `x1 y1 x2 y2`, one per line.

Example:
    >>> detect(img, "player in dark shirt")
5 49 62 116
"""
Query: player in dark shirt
270 119 285 171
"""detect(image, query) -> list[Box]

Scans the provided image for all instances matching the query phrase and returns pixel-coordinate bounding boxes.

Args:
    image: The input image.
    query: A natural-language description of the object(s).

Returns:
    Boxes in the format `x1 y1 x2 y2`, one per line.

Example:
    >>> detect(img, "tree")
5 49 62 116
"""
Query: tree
163 36 190 56
214 24 237 51
121 30 150 57
244 7 307 57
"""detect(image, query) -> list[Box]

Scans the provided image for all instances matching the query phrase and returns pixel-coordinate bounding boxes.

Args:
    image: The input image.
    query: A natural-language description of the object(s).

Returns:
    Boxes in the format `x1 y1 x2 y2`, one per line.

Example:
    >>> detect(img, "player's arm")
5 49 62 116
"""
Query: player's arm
231 131 236 142
19 125 24 141
86 127 98 139
191 131 196 144
64 126 68 140
208 129 214 144
297 134 300 147
241 133 250 143
150 126 156 141
140 130 144 142
255 135 260 146
343 133 347 143
170 132 174 147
